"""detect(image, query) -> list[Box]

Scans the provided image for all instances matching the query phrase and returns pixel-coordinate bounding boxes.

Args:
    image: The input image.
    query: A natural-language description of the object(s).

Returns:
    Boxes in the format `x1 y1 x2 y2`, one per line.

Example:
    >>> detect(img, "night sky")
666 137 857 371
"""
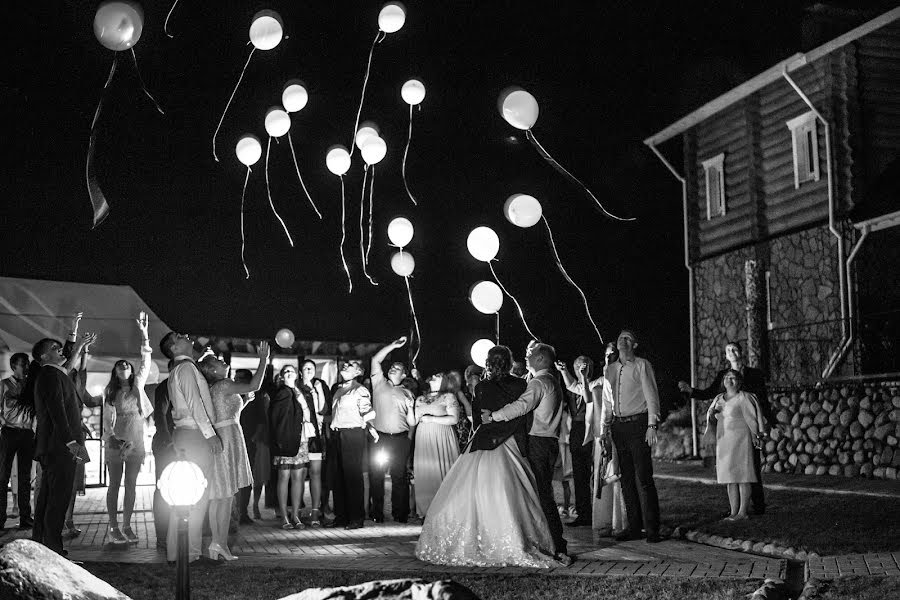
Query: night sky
2 1 817 379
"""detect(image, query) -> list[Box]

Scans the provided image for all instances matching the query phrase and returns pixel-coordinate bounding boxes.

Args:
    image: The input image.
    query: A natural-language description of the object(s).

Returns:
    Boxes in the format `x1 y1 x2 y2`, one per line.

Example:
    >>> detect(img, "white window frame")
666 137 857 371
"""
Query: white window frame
765 269 774 330
786 111 820 189
701 153 726 220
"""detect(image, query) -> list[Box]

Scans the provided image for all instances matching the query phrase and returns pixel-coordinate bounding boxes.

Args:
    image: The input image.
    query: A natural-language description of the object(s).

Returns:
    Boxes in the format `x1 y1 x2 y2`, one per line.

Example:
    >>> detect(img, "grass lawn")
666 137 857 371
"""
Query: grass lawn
806 577 900 600
84 563 763 600
656 477 900 555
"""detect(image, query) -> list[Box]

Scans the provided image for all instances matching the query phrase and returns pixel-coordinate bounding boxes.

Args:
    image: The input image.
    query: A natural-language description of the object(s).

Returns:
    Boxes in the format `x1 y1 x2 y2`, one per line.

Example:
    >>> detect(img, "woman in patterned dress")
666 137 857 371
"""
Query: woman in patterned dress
198 341 270 561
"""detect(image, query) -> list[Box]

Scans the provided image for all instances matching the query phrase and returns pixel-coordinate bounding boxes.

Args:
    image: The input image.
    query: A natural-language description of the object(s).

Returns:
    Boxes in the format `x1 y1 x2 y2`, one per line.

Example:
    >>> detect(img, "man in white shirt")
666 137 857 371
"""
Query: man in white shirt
600 329 662 543
159 331 223 563
482 342 570 563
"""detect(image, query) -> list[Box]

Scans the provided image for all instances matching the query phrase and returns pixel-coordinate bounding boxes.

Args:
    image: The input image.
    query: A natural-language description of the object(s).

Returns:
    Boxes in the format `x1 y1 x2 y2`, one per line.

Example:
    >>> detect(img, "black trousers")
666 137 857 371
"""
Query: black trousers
33 451 76 554
151 437 175 544
328 428 366 524
368 431 411 521
0 426 35 523
751 448 765 513
611 414 660 537
526 435 567 555
568 421 593 518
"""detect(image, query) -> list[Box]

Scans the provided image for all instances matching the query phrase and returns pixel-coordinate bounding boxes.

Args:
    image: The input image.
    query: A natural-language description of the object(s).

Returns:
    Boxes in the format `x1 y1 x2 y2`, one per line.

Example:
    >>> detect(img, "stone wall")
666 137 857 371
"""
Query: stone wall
765 380 900 479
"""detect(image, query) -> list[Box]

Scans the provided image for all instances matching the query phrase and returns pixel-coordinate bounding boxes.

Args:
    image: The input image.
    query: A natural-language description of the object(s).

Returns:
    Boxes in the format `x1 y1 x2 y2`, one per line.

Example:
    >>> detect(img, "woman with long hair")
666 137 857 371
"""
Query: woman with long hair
102 312 153 545
408 372 460 518
416 345 557 567
446 370 473 452
198 341 270 560
298 359 329 526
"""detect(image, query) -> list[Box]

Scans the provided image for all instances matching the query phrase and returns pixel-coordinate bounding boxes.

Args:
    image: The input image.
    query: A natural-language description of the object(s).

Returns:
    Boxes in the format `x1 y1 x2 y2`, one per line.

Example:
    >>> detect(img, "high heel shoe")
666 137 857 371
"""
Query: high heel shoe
208 542 238 561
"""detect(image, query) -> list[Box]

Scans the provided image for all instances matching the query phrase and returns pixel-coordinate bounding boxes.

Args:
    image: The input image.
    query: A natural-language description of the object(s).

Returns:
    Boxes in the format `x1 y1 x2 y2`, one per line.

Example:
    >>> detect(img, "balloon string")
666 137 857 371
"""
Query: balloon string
401 104 418 206
348 30 381 158
265 137 294 247
339 176 353 293
358 166 378 286
130 49 164 115
164 0 181 38
240 168 251 279
404 274 422 369
287 132 322 219
213 47 256 162
542 215 603 344
488 261 540 342
366 165 376 270
525 129 636 223
495 311 500 345
86 54 118 229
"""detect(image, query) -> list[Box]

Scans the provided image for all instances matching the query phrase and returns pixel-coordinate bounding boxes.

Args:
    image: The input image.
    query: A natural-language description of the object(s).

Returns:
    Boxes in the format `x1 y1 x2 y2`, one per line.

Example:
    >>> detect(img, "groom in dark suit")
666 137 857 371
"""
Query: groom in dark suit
483 342 571 564
32 338 87 555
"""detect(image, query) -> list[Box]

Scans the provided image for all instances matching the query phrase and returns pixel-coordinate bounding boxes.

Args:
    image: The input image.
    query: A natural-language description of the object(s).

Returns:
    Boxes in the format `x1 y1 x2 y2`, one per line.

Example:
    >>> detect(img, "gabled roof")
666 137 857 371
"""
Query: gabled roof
644 6 900 146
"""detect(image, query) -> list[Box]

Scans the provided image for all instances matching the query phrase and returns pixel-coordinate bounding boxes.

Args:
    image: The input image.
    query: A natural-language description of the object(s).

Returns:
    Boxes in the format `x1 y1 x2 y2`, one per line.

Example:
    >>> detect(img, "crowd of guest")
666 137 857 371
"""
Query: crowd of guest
1 312 773 564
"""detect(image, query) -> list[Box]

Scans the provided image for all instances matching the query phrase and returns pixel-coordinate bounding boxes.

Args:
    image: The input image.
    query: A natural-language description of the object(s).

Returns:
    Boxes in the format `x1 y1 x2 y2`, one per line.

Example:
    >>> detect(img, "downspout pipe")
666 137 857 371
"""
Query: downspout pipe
781 67 848 379
832 225 869 371
646 141 698 458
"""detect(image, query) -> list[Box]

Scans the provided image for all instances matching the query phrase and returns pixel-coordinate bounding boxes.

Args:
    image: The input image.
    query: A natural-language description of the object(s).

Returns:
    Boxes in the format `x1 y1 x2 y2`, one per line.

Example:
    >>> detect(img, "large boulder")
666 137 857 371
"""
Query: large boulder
0 539 130 600
278 579 480 600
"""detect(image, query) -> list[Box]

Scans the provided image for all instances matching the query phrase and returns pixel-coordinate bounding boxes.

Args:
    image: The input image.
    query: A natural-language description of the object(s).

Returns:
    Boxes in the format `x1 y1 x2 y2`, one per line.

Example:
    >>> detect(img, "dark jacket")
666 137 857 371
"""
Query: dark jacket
470 376 528 454
268 385 321 458
34 364 84 460
152 377 175 452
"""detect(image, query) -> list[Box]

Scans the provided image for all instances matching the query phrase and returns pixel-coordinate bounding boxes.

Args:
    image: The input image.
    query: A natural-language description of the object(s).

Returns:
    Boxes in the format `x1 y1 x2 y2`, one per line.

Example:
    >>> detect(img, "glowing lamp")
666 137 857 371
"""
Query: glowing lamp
387 217 414 247
469 281 504 315
375 450 389 466
391 251 415 277
326 145 352 176
378 2 406 34
499 87 539 131
158 458 207 507
361 136 387 165
282 83 308 113
275 328 295 348
355 122 380 150
503 193 543 228
470 339 495 368
264 108 291 138
94 1 144 51
466 226 500 262
236 135 262 166
249 10 283 51
401 79 426 106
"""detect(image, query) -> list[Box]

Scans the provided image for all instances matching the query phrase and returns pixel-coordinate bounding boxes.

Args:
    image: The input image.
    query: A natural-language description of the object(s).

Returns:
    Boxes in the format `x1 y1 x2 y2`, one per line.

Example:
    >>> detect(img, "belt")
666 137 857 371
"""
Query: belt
331 426 363 431
611 412 648 424
214 418 238 429
377 430 409 436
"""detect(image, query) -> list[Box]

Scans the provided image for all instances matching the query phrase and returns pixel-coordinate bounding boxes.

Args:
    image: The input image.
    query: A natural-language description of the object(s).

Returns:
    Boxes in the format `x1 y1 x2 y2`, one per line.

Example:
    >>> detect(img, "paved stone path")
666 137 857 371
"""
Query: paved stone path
1 486 785 580
807 553 900 578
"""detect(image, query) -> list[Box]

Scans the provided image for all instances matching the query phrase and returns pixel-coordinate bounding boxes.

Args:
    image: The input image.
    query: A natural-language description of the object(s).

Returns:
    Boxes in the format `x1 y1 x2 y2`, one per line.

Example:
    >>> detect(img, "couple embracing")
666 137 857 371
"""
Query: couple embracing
415 343 572 567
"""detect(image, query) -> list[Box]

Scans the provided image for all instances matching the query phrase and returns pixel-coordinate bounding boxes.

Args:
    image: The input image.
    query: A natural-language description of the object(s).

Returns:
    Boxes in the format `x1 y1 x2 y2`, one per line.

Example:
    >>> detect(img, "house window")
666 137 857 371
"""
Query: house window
786 111 820 189
701 153 725 219
765 269 774 330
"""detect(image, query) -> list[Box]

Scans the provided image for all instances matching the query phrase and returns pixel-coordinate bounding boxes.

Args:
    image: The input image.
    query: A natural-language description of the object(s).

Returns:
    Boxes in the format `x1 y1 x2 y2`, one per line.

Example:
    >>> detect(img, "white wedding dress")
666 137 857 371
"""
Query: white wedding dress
415 436 558 568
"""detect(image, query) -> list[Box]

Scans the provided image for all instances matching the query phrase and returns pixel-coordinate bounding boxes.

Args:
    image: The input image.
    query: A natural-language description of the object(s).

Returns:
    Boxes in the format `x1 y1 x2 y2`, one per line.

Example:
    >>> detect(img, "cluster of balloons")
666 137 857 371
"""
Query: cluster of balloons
356 123 388 166
388 217 415 276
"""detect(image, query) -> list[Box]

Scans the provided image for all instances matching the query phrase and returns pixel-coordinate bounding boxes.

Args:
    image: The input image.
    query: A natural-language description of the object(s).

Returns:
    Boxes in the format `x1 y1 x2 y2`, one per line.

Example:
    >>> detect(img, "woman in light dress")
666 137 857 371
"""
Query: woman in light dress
416 345 558 568
409 372 460 518
705 368 762 521
589 345 628 536
198 341 270 560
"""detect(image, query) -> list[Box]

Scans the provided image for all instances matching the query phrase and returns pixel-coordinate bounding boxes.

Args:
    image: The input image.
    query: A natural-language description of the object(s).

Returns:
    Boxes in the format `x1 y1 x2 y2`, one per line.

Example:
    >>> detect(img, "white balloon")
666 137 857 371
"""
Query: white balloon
499 87 539 130
469 281 504 315
93 1 144 51
391 251 415 277
503 194 543 228
326 145 351 176
249 10 283 51
470 338 495 368
282 83 308 113
361 136 387 165
378 2 406 34
387 217 414 247
355 123 380 150
275 328 295 348
466 226 500 262
401 79 426 105
235 135 262 166
264 108 291 138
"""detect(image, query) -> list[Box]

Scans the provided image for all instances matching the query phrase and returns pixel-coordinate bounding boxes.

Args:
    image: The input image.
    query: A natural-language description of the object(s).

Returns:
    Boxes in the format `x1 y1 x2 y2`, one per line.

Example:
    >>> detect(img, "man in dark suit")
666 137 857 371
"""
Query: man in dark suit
679 341 773 514
31 338 87 555
152 360 176 549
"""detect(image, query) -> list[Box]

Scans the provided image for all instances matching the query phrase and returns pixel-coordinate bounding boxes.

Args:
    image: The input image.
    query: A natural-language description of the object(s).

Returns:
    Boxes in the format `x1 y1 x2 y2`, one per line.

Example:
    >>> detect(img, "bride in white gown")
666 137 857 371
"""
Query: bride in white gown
415 345 559 568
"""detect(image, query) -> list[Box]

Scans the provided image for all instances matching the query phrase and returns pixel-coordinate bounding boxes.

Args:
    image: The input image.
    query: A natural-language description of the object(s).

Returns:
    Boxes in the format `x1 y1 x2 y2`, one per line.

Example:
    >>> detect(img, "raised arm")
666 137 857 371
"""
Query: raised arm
224 342 271 396
370 336 407 383
133 312 152 388
64 332 96 374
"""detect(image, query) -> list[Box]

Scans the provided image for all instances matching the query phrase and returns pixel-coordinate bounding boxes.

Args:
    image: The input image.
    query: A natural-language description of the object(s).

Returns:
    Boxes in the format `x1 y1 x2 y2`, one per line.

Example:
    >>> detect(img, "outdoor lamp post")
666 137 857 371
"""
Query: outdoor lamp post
158 454 207 600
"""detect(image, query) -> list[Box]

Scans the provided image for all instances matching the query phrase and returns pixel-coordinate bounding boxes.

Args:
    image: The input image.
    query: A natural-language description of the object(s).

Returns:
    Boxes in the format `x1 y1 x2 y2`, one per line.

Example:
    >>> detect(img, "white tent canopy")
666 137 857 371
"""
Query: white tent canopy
0 276 171 384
